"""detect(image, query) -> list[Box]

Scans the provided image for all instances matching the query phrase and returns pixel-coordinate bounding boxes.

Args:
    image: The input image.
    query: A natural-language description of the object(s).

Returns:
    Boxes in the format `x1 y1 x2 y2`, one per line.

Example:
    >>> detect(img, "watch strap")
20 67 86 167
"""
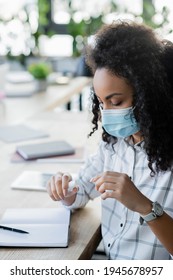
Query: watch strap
140 212 157 225
139 201 163 225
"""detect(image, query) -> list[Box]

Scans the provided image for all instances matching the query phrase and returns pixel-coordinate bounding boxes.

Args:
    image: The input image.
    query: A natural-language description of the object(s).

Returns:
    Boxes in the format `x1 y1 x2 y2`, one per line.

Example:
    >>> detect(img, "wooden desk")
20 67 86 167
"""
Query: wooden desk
0 111 102 259
0 77 91 125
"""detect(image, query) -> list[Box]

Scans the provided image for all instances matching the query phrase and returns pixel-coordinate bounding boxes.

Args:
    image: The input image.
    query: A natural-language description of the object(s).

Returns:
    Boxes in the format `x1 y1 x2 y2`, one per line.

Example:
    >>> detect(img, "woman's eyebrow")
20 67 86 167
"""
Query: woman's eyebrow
92 85 122 101
95 92 122 102
105 93 123 100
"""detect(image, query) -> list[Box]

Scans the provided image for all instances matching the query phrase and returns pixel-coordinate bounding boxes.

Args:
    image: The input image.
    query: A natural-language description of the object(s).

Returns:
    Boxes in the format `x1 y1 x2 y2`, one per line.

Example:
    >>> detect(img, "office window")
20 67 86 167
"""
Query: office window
39 34 73 57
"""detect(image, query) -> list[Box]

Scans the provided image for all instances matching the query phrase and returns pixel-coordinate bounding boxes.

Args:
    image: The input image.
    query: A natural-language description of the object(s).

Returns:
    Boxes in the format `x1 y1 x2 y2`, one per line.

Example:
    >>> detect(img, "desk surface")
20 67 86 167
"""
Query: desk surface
0 77 91 125
0 111 102 260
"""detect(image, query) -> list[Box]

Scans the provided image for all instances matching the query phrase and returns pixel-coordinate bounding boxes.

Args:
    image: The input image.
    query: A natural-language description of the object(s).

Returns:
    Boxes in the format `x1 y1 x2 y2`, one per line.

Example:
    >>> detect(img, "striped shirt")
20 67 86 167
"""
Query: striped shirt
66 138 173 260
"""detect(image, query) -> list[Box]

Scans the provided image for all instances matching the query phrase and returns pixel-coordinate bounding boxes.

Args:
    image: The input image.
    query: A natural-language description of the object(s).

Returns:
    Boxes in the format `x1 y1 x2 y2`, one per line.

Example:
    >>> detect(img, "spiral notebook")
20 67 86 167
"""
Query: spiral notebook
0 208 71 247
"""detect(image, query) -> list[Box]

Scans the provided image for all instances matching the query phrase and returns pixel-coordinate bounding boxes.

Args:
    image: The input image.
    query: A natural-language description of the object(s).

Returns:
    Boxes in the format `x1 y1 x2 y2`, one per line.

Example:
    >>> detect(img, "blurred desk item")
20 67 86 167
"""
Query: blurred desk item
1 76 91 124
0 111 101 259
6 71 34 84
0 62 8 97
5 83 36 97
5 71 36 97
48 72 71 85
0 124 49 143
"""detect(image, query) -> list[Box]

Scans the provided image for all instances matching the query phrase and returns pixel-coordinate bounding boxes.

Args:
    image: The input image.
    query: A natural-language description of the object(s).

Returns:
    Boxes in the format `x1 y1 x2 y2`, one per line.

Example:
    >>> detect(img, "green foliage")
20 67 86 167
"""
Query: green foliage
27 62 52 79
35 0 55 43
66 1 118 56
141 0 170 29
0 0 172 61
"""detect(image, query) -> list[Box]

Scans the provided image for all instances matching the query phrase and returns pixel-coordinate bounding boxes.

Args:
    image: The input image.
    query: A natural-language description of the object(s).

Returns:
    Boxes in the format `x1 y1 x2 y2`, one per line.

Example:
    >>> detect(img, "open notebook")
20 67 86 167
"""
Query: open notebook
0 208 71 247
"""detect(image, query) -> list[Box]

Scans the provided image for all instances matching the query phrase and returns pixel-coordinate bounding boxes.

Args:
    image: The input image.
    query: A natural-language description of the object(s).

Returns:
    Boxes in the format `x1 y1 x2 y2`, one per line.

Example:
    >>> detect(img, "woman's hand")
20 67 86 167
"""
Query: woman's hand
46 172 78 206
90 171 151 215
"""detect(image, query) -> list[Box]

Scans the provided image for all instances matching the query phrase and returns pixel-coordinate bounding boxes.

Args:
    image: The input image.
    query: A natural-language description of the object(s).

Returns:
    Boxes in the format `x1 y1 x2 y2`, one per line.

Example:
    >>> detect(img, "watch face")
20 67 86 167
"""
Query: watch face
153 202 163 216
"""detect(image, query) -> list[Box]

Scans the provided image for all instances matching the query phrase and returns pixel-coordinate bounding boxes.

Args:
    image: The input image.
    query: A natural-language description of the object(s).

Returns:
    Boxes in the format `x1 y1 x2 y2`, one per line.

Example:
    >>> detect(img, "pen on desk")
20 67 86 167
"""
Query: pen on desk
0 225 29 234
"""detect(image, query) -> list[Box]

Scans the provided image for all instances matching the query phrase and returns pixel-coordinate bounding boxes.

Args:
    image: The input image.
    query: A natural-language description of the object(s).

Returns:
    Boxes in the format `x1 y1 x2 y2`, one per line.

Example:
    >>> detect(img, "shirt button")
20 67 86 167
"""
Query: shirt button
108 243 110 247
120 223 123 227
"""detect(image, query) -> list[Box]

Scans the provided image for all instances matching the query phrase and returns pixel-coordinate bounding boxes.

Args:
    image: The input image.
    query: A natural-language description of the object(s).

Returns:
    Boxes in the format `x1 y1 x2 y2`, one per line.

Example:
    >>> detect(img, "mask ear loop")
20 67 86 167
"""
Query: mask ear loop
124 106 135 121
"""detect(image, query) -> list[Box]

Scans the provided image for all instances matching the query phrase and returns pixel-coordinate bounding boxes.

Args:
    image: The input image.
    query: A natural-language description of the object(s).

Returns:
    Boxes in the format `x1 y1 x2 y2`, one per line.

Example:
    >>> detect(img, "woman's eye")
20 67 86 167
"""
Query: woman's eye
110 101 122 106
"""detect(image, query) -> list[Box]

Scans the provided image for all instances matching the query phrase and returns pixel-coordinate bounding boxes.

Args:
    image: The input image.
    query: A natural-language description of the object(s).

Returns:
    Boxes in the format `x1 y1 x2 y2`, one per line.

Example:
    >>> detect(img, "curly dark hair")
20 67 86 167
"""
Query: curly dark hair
86 20 173 174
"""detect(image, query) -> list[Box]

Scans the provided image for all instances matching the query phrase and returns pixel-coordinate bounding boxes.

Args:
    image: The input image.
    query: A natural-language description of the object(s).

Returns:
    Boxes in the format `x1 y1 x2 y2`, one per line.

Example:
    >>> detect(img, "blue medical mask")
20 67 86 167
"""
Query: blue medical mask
101 107 140 138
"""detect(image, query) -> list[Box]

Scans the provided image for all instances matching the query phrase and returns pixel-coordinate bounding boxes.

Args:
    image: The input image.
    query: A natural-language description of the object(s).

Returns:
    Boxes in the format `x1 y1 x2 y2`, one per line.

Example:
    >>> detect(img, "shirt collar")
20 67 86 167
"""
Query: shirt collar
124 136 144 149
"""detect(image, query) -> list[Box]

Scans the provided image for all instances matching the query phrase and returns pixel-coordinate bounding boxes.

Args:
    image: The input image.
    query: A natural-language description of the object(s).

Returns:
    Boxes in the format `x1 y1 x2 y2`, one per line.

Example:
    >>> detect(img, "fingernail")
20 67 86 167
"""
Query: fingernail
73 186 79 192
68 180 76 191
90 178 95 182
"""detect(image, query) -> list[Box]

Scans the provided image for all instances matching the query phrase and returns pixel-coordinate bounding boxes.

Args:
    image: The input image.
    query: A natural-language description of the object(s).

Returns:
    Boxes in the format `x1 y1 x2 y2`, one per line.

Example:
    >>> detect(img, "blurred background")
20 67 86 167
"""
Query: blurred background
0 0 173 71
0 1 173 260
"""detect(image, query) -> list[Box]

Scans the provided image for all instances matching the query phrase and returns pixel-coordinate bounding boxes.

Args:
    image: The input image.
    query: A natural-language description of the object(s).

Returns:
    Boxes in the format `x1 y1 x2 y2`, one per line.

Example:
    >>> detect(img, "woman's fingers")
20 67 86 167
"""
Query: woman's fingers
46 172 77 201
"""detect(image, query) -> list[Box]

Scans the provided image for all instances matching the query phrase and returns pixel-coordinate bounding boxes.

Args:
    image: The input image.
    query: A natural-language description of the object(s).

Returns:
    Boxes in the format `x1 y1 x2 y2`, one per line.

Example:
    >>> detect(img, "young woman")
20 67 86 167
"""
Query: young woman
47 21 173 260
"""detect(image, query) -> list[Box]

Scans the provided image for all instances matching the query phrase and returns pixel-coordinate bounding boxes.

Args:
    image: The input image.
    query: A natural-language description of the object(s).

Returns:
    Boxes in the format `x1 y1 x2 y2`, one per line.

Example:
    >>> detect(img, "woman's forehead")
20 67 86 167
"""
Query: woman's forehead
93 68 133 98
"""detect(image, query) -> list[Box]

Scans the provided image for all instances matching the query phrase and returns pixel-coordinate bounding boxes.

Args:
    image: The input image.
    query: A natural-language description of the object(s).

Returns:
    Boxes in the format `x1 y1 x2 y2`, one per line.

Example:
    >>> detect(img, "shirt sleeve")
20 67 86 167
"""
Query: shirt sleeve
64 140 106 210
